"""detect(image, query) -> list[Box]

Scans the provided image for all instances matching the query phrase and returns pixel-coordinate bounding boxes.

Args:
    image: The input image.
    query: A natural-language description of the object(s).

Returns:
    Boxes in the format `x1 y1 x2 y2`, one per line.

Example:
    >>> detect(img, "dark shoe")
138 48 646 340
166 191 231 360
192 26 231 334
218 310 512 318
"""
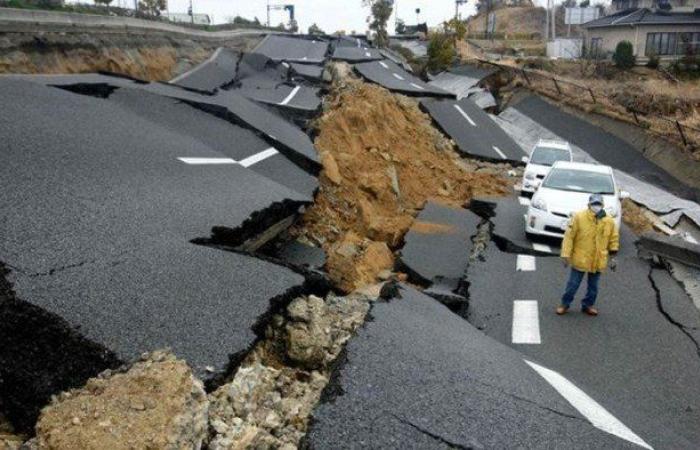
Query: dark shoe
556 305 569 315
582 307 599 316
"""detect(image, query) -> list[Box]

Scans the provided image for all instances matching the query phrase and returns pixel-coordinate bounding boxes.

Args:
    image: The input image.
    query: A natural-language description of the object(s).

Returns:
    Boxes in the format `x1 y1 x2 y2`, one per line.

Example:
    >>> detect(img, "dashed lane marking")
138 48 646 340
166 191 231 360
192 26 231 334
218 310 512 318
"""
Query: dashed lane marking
379 61 389 69
532 243 552 253
238 148 279 168
454 105 477 127
519 197 531 206
279 86 301 106
365 51 372 57
177 158 237 165
392 73 405 81
170 47 223 83
512 300 541 344
525 360 653 449
178 148 279 168
492 146 507 159
516 255 536 272
410 83 425 90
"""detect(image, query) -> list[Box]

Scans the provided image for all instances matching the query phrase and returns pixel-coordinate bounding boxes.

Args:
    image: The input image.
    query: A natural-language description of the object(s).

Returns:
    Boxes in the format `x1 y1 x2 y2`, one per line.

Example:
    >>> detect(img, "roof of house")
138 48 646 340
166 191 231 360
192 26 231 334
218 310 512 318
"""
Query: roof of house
583 8 700 28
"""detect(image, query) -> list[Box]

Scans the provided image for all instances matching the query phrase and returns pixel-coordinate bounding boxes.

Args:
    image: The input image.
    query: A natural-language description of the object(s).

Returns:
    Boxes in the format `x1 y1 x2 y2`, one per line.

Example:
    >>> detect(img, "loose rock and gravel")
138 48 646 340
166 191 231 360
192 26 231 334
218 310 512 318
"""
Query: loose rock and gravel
27 351 208 450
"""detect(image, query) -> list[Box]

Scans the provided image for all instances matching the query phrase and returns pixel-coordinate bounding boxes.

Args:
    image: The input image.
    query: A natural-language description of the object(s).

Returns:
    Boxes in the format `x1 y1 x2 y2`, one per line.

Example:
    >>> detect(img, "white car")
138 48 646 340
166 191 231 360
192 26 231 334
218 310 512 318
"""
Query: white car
521 140 573 195
525 161 629 239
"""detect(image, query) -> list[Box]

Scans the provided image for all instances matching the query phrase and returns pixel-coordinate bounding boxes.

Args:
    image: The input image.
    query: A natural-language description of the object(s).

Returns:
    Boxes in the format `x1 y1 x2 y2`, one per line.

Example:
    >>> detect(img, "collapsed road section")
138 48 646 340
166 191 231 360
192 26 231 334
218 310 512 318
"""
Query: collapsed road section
0 74 316 431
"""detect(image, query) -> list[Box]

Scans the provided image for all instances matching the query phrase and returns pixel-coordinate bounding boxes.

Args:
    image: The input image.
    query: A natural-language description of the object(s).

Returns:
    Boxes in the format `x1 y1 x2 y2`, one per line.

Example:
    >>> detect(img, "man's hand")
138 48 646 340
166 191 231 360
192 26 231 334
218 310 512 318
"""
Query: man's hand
562 257 569 268
609 257 618 272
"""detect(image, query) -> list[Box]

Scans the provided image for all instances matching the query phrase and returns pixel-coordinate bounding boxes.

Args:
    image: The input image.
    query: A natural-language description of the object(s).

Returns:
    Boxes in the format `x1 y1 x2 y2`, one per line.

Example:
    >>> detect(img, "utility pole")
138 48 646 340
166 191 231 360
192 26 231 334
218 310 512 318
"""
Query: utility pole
415 8 420 24
267 0 270 27
552 0 556 40
544 0 550 41
188 0 194 24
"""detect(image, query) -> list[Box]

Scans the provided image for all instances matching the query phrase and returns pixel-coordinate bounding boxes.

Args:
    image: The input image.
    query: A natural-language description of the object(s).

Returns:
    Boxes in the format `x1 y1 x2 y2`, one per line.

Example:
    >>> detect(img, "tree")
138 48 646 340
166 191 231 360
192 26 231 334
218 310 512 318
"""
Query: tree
94 0 113 9
579 0 590 7
138 0 166 16
362 0 393 48
444 18 467 41
395 18 406 35
562 0 577 7
427 32 456 72
288 19 299 33
308 23 324 35
613 40 636 69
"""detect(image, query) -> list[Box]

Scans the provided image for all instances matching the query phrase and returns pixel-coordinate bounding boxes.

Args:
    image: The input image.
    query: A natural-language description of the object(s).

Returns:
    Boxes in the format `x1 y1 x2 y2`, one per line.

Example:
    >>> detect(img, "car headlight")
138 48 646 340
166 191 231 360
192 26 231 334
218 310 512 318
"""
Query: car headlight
531 197 547 211
524 172 536 180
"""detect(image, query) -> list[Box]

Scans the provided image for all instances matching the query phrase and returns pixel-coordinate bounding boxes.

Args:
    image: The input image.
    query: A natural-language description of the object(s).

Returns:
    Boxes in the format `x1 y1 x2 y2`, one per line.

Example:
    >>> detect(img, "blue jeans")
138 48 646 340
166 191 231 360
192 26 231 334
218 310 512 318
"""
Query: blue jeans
561 268 601 309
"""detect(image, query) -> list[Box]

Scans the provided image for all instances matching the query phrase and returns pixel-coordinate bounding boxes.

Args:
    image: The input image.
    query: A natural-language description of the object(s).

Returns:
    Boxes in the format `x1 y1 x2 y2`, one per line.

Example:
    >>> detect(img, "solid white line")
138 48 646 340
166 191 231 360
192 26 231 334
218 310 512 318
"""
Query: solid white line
410 83 425 90
516 255 536 272
525 360 653 449
492 145 507 159
532 243 552 253
519 197 531 206
177 157 237 165
392 73 405 81
454 105 477 127
379 61 389 69
171 47 223 83
279 86 301 106
512 301 541 344
238 148 279 168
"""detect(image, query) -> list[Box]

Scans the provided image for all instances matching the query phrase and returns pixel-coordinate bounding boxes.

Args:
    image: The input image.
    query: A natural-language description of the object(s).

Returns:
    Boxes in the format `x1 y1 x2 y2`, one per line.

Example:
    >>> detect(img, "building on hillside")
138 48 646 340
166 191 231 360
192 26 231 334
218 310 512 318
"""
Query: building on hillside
162 12 211 26
582 0 699 62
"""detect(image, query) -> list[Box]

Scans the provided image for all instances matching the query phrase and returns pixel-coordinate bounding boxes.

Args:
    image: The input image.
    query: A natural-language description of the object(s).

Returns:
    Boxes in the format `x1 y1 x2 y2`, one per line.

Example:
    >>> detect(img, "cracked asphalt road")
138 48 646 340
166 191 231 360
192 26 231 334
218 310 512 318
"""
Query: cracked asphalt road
467 225 700 449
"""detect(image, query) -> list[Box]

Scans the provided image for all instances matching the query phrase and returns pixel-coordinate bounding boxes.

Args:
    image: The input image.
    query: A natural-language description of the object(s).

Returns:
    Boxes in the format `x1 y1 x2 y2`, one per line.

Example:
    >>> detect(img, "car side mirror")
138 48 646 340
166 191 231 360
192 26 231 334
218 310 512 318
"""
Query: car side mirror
619 190 631 200
521 156 529 163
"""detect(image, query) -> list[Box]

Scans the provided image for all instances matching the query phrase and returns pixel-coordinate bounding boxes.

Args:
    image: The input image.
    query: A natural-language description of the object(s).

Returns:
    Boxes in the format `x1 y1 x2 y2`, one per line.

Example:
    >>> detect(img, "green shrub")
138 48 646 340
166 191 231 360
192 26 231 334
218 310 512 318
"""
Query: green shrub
646 52 659 69
427 33 456 72
613 41 636 69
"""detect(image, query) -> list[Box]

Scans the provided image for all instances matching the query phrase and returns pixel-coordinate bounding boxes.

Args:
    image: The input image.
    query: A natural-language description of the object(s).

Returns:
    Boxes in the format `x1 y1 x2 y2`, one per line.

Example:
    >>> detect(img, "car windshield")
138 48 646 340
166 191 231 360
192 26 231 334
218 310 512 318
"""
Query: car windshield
530 146 570 166
542 168 615 194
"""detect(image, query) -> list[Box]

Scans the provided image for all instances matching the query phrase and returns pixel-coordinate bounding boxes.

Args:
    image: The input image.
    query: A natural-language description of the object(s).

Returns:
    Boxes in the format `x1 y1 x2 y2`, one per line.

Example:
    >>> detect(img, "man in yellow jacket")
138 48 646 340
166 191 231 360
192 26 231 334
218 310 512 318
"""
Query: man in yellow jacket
557 194 620 316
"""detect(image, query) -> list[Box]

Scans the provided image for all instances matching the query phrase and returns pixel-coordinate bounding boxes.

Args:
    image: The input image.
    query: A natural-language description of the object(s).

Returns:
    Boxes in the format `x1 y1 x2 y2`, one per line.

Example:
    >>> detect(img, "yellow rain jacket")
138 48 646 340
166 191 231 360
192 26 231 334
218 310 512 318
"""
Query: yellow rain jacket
561 208 620 273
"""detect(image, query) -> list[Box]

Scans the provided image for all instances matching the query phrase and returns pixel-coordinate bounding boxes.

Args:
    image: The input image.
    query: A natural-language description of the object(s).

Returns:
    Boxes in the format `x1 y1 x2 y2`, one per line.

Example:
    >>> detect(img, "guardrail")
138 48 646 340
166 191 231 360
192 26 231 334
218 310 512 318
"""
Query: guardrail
482 59 700 150
0 7 273 39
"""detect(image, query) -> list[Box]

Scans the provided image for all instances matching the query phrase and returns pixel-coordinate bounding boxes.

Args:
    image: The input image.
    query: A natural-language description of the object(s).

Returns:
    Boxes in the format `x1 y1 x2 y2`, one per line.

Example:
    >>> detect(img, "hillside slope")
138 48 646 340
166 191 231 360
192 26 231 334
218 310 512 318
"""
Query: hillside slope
465 6 567 37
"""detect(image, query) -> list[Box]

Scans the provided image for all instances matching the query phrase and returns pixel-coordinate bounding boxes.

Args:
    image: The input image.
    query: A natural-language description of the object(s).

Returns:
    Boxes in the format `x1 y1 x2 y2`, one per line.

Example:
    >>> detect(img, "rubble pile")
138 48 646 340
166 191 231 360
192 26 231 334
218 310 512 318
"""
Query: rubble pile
294 75 511 292
207 293 373 449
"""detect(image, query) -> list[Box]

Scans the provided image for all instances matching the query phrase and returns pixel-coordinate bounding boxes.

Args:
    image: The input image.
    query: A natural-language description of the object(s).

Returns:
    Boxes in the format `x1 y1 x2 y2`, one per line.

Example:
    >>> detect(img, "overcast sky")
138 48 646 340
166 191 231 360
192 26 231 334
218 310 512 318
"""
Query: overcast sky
156 0 479 32
83 0 569 32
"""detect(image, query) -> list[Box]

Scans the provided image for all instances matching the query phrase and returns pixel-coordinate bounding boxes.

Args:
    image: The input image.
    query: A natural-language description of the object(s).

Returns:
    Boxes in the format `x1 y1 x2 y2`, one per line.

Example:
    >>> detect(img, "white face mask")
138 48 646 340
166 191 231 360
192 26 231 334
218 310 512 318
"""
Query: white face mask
591 205 603 214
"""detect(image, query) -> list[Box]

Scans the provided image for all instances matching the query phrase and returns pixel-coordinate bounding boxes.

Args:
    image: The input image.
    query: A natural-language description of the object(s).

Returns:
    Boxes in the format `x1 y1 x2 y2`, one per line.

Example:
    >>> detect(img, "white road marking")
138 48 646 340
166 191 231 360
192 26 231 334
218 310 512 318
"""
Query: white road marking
512 301 541 344
282 62 290 68
532 243 552 253
516 255 536 272
392 73 405 81
410 83 425 90
279 86 301 106
525 360 653 449
365 51 372 57
492 145 507 159
519 197 531 206
177 157 237 165
238 148 279 168
454 105 477 127
170 47 223 83
379 61 389 69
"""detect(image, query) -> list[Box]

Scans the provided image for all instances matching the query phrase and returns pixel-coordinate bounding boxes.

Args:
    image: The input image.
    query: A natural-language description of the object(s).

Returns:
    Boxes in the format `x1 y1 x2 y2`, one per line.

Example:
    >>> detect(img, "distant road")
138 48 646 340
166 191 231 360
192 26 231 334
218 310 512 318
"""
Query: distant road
0 7 276 40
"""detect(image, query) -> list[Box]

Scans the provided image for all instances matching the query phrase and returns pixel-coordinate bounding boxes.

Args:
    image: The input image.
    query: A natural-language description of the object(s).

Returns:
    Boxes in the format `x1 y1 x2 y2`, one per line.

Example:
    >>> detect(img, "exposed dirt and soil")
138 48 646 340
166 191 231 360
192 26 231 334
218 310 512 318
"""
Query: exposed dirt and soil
0 412 23 450
0 32 262 80
622 198 658 236
28 351 208 450
292 72 511 292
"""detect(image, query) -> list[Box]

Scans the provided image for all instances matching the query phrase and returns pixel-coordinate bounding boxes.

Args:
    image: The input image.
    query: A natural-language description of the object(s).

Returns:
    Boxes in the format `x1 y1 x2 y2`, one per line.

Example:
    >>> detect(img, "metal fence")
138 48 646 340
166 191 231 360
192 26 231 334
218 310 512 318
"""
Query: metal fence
484 60 700 150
